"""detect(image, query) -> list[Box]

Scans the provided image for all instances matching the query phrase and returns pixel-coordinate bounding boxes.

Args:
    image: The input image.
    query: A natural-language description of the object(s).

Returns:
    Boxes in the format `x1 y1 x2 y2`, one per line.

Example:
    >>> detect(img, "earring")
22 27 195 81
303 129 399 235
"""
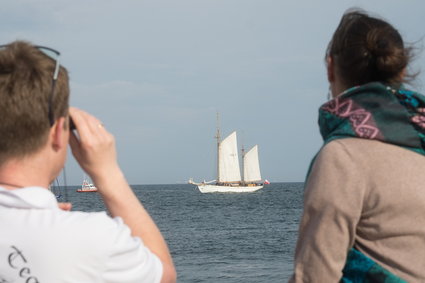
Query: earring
327 87 332 100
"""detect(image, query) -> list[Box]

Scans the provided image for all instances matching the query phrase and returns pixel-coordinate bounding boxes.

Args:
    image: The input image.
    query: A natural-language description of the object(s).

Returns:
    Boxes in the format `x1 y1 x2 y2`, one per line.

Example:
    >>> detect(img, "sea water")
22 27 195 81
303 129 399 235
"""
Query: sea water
63 182 304 282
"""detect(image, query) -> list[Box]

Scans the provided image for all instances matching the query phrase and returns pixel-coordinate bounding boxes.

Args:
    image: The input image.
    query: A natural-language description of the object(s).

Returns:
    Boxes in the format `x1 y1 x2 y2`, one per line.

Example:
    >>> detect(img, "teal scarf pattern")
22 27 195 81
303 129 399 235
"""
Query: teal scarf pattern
342 249 406 283
317 81 425 282
319 82 425 155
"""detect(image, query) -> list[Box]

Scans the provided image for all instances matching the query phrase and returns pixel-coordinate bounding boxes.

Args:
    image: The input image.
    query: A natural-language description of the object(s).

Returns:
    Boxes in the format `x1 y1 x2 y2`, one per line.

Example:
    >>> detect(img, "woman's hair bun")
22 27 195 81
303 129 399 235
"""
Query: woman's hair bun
328 9 413 86
365 27 406 77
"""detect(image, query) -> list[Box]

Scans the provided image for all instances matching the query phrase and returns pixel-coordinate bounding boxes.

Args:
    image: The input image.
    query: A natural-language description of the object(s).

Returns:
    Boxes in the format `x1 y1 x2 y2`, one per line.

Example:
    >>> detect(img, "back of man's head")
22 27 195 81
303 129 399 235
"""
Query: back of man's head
0 41 69 164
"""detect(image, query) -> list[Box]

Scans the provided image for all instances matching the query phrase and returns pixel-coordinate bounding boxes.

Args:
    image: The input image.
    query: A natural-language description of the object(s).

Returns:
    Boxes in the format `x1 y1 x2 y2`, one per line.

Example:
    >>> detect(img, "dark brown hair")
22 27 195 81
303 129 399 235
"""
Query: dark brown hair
327 9 414 87
0 41 69 162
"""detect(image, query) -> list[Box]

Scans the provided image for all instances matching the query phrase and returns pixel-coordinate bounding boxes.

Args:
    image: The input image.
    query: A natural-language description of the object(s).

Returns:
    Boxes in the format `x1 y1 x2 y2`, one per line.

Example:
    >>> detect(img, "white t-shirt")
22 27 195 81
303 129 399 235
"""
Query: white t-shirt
0 186 163 283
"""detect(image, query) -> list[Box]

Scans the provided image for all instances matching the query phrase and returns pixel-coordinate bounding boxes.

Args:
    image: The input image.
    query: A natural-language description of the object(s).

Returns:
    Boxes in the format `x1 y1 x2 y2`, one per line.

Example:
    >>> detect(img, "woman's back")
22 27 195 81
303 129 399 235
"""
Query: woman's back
291 138 425 282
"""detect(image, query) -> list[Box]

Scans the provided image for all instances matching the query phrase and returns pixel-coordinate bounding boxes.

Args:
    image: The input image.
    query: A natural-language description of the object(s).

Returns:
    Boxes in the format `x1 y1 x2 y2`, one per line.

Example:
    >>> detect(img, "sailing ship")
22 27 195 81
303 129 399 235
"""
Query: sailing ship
189 120 268 193
76 175 97 192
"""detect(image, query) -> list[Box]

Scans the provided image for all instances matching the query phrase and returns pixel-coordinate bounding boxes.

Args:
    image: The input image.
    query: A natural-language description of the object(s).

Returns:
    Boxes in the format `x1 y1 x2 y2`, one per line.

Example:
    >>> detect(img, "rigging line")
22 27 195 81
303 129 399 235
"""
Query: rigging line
62 167 68 203
53 175 62 200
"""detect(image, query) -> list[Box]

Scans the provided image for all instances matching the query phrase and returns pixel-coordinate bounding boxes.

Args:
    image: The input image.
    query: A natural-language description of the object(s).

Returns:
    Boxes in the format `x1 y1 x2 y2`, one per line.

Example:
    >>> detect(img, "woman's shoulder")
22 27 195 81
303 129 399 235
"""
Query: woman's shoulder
319 138 425 173
323 138 421 156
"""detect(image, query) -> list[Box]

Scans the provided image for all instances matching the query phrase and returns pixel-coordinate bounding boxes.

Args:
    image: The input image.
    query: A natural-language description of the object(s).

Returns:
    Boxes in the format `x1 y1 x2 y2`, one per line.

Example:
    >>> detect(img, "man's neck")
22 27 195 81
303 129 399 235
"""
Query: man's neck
0 151 55 190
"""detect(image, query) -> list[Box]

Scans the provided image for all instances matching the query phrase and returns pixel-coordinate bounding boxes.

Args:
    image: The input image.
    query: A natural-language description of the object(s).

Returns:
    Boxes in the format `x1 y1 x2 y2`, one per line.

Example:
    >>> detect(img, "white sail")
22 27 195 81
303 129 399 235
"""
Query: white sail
243 145 262 182
218 131 241 182
189 117 266 193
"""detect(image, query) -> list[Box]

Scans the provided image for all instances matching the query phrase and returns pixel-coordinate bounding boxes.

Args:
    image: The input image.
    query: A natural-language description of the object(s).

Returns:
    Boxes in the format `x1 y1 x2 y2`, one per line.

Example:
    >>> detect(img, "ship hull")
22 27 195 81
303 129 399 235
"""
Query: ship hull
197 184 263 193
76 189 97 192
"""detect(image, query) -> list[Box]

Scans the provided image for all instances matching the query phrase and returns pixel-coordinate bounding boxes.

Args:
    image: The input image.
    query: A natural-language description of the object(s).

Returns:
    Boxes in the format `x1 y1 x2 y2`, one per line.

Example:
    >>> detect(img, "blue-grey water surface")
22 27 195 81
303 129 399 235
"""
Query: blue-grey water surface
59 182 303 282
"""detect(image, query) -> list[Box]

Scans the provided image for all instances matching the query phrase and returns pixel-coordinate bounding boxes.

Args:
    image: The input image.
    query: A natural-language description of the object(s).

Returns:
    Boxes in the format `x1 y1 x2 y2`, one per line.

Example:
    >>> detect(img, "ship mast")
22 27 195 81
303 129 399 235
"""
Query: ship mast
241 143 245 185
215 112 221 183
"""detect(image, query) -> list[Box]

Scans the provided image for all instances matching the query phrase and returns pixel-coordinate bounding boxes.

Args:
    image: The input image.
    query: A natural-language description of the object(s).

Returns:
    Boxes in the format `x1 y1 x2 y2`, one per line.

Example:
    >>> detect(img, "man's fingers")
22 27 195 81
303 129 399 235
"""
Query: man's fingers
58 202 72 211
69 107 107 139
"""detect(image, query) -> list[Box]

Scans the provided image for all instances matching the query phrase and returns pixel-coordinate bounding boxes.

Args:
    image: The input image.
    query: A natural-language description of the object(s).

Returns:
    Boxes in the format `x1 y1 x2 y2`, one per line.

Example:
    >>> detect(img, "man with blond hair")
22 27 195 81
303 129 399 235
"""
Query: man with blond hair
0 41 176 283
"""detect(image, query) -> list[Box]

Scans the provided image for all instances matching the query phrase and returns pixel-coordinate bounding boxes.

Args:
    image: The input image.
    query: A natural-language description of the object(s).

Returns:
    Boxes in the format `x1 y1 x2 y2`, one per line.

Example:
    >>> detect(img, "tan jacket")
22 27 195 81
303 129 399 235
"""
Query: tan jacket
290 138 425 282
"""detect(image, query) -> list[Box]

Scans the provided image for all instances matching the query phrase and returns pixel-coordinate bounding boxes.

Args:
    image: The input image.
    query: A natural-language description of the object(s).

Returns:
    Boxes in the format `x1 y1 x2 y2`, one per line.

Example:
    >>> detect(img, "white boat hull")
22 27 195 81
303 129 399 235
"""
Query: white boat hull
197 184 263 193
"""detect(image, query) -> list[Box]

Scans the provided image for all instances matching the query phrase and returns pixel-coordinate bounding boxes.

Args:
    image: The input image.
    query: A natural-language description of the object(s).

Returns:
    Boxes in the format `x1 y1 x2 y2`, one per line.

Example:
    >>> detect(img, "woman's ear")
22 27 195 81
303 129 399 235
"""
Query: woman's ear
399 67 407 81
327 56 335 83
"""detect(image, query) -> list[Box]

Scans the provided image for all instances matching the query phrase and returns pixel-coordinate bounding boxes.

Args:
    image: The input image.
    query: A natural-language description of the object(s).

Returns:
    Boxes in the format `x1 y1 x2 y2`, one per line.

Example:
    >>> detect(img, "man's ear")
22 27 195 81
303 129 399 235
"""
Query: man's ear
327 56 335 83
51 117 67 151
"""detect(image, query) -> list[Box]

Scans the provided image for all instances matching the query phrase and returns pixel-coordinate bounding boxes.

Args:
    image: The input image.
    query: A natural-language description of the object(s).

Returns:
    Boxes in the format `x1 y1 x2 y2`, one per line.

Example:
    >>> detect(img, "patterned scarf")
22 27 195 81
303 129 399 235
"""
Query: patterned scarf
317 82 425 282
319 82 425 155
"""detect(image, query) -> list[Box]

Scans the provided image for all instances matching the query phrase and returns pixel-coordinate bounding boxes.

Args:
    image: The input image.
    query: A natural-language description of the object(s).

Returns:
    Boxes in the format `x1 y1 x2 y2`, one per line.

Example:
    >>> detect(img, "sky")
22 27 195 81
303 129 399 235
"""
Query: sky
2 0 425 185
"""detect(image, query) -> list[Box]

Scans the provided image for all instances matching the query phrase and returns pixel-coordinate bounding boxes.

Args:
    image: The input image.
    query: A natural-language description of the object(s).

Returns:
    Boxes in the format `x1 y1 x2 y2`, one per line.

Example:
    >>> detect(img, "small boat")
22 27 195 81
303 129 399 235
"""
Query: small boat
77 176 97 192
189 115 268 193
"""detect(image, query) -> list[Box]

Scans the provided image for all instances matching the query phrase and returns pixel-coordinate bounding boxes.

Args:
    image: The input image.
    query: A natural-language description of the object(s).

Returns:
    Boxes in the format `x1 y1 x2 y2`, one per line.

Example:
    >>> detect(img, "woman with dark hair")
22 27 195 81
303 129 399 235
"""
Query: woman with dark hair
290 9 425 282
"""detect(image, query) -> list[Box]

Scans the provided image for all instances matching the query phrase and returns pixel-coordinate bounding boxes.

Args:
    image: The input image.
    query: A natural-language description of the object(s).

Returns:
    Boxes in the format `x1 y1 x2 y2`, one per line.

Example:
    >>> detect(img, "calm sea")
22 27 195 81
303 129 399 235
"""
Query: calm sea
57 182 304 282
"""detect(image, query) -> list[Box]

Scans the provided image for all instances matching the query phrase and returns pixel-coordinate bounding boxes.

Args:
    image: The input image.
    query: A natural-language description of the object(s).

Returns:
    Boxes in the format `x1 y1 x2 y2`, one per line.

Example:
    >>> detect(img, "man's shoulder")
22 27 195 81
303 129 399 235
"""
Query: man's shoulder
47 211 136 260
56 210 126 239
60 210 114 226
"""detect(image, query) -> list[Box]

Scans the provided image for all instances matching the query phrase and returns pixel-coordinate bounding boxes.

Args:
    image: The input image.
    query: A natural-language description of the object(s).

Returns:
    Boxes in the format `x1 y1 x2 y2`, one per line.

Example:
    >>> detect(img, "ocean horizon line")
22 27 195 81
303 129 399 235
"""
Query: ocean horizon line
61 181 305 187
